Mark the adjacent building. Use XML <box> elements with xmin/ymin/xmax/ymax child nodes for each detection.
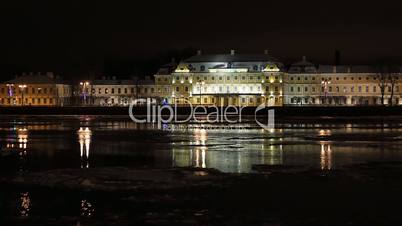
<box><xmin>0</xmin><ymin>72</ymin><xmax>72</xmax><ymax>106</ymax></box>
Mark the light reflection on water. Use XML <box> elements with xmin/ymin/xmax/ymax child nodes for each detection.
<box><xmin>19</xmin><ymin>192</ymin><xmax>31</xmax><ymax>217</ymax></box>
<box><xmin>0</xmin><ymin>117</ymin><xmax>402</xmax><ymax>174</ymax></box>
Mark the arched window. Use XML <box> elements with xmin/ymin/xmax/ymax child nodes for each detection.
<box><xmin>200</xmin><ymin>65</ymin><xmax>205</xmax><ymax>71</ymax></box>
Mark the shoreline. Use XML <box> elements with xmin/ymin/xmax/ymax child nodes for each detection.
<box><xmin>1</xmin><ymin>106</ymin><xmax>402</xmax><ymax>117</ymax></box>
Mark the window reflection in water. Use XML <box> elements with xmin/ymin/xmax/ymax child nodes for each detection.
<box><xmin>80</xmin><ymin>199</ymin><xmax>94</xmax><ymax>217</ymax></box>
<box><xmin>77</xmin><ymin>127</ymin><xmax>92</xmax><ymax>168</ymax></box>
<box><xmin>19</xmin><ymin>192</ymin><xmax>31</xmax><ymax>217</ymax></box>
<box><xmin>320</xmin><ymin>142</ymin><xmax>332</xmax><ymax>170</ymax></box>
<box><xmin>172</xmin><ymin>128</ymin><xmax>284</xmax><ymax>173</ymax></box>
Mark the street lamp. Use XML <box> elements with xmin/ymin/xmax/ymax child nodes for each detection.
<box><xmin>321</xmin><ymin>79</ymin><xmax>331</xmax><ymax>104</ymax></box>
<box><xmin>196</xmin><ymin>80</ymin><xmax>205</xmax><ymax>104</ymax></box>
<box><xmin>6</xmin><ymin>84</ymin><xmax>14</xmax><ymax>97</ymax></box>
<box><xmin>18</xmin><ymin>85</ymin><xmax>27</xmax><ymax>106</ymax></box>
<box><xmin>79</xmin><ymin>81</ymin><xmax>90</xmax><ymax>105</ymax></box>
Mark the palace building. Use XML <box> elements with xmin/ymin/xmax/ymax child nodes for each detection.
<box><xmin>155</xmin><ymin>50</ymin><xmax>284</xmax><ymax>106</ymax></box>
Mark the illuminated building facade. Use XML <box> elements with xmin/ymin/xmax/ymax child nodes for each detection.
<box><xmin>155</xmin><ymin>50</ymin><xmax>284</xmax><ymax>106</ymax></box>
<box><xmin>0</xmin><ymin>72</ymin><xmax>72</xmax><ymax>106</ymax></box>
<box><xmin>285</xmin><ymin>57</ymin><xmax>402</xmax><ymax>105</ymax></box>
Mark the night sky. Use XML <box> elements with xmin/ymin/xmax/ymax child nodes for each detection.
<box><xmin>1</xmin><ymin>0</ymin><xmax>402</xmax><ymax>79</ymax></box>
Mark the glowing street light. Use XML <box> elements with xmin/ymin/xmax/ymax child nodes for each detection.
<box><xmin>79</xmin><ymin>81</ymin><xmax>90</xmax><ymax>104</ymax></box>
<box><xmin>6</xmin><ymin>84</ymin><xmax>14</xmax><ymax>97</ymax></box>
<box><xmin>321</xmin><ymin>79</ymin><xmax>331</xmax><ymax>104</ymax></box>
<box><xmin>196</xmin><ymin>80</ymin><xmax>205</xmax><ymax>104</ymax></box>
<box><xmin>18</xmin><ymin>84</ymin><xmax>27</xmax><ymax>106</ymax></box>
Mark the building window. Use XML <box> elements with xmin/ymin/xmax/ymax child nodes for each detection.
<box><xmin>44</xmin><ymin>88</ymin><xmax>47</xmax><ymax>94</ymax></box>
<box><xmin>176</xmin><ymin>87</ymin><xmax>179</xmax><ymax>92</ymax></box>
<box><xmin>111</xmin><ymin>88</ymin><xmax>115</xmax><ymax>94</ymax></box>
<box><xmin>275</xmin><ymin>86</ymin><xmax>279</xmax><ymax>92</ymax></box>
<box><xmin>131</xmin><ymin>88</ymin><xmax>134</xmax><ymax>93</ymax></box>
<box><xmin>290</xmin><ymin>77</ymin><xmax>294</xmax><ymax>81</ymax></box>
<box><xmin>312</xmin><ymin>87</ymin><xmax>316</xmax><ymax>92</ymax></box>
<box><xmin>185</xmin><ymin>87</ymin><xmax>188</xmax><ymax>92</ymax></box>
<box><xmin>253</xmin><ymin>65</ymin><xmax>258</xmax><ymax>71</ymax></box>
<box><xmin>124</xmin><ymin>88</ymin><xmax>127</xmax><ymax>94</ymax></box>
<box><xmin>200</xmin><ymin>65</ymin><xmax>205</xmax><ymax>71</ymax></box>
<box><xmin>297</xmin><ymin>87</ymin><xmax>301</xmax><ymax>92</ymax></box>
<box><xmin>366</xmin><ymin>86</ymin><xmax>369</xmax><ymax>92</ymax></box>
<box><xmin>204</xmin><ymin>98</ymin><xmax>207</xmax><ymax>103</ymax></box>
<box><xmin>219</xmin><ymin>76</ymin><xmax>222</xmax><ymax>80</ymax></box>
<box><xmin>242</xmin><ymin>76</ymin><xmax>245</xmax><ymax>80</ymax></box>
<box><xmin>336</xmin><ymin>87</ymin><xmax>339</xmax><ymax>92</ymax></box>
<box><xmin>290</xmin><ymin>87</ymin><xmax>294</xmax><ymax>92</ymax></box>
<box><xmin>98</xmin><ymin>88</ymin><xmax>101</xmax><ymax>94</ymax></box>
<box><xmin>118</xmin><ymin>88</ymin><xmax>121</xmax><ymax>94</ymax></box>
<box><xmin>351</xmin><ymin>87</ymin><xmax>354</xmax><ymax>92</ymax></box>
<box><xmin>358</xmin><ymin>86</ymin><xmax>362</xmax><ymax>92</ymax></box>
<box><xmin>234</xmin><ymin>76</ymin><xmax>238</xmax><ymax>80</ymax></box>
<box><xmin>329</xmin><ymin>87</ymin><xmax>332</xmax><ymax>92</ymax></box>
<box><xmin>297</xmin><ymin>77</ymin><xmax>300</xmax><ymax>80</ymax></box>
<box><xmin>242</xmin><ymin>98</ymin><xmax>246</xmax><ymax>103</ymax></box>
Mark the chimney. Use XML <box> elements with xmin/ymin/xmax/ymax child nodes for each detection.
<box><xmin>46</xmin><ymin>72</ymin><xmax>54</xmax><ymax>79</ymax></box>
<box><xmin>101</xmin><ymin>76</ymin><xmax>106</xmax><ymax>80</ymax></box>
<box><xmin>332</xmin><ymin>66</ymin><xmax>337</xmax><ymax>73</ymax></box>
<box><xmin>197</xmin><ymin>50</ymin><xmax>202</xmax><ymax>55</ymax></box>
<box><xmin>302</xmin><ymin>56</ymin><xmax>307</xmax><ymax>61</ymax></box>
<box><xmin>171</xmin><ymin>58</ymin><xmax>176</xmax><ymax>63</ymax></box>
<box><xmin>264</xmin><ymin>50</ymin><xmax>269</xmax><ymax>55</ymax></box>
<box><xmin>112</xmin><ymin>76</ymin><xmax>116</xmax><ymax>80</ymax></box>
<box><xmin>230</xmin><ymin>49</ymin><xmax>235</xmax><ymax>55</ymax></box>
<box><xmin>335</xmin><ymin>49</ymin><xmax>341</xmax><ymax>65</ymax></box>
<box><xmin>347</xmin><ymin>67</ymin><xmax>351</xmax><ymax>73</ymax></box>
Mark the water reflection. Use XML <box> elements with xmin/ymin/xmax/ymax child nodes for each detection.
<box><xmin>320</xmin><ymin>142</ymin><xmax>332</xmax><ymax>170</ymax></box>
<box><xmin>77</xmin><ymin>127</ymin><xmax>92</xmax><ymax>168</ymax></box>
<box><xmin>1</xmin><ymin>117</ymin><xmax>402</xmax><ymax>174</ymax></box>
<box><xmin>80</xmin><ymin>199</ymin><xmax>95</xmax><ymax>217</ymax></box>
<box><xmin>19</xmin><ymin>192</ymin><xmax>31</xmax><ymax>217</ymax></box>
<box><xmin>172</xmin><ymin>128</ymin><xmax>284</xmax><ymax>173</ymax></box>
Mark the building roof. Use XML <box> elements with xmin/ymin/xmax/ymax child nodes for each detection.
<box><xmin>184</xmin><ymin>54</ymin><xmax>279</xmax><ymax>63</ymax></box>
<box><xmin>288</xmin><ymin>56</ymin><xmax>317</xmax><ymax>74</ymax></box>
<box><xmin>4</xmin><ymin>73</ymin><xmax>66</xmax><ymax>84</ymax></box>
<box><xmin>92</xmin><ymin>79</ymin><xmax>135</xmax><ymax>85</ymax></box>
<box><xmin>156</xmin><ymin>62</ymin><xmax>178</xmax><ymax>75</ymax></box>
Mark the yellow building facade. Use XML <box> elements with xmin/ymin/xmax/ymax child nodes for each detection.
<box><xmin>0</xmin><ymin>73</ymin><xmax>72</xmax><ymax>106</ymax></box>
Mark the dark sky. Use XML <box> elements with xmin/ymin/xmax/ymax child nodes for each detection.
<box><xmin>1</xmin><ymin>0</ymin><xmax>402</xmax><ymax>77</ymax></box>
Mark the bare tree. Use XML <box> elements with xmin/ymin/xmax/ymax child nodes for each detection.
<box><xmin>388</xmin><ymin>73</ymin><xmax>398</xmax><ymax>106</ymax></box>
<box><xmin>374</xmin><ymin>59</ymin><xmax>399</xmax><ymax>106</ymax></box>
<box><xmin>374</xmin><ymin>70</ymin><xmax>388</xmax><ymax>106</ymax></box>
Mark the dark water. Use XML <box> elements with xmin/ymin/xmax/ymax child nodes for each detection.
<box><xmin>1</xmin><ymin>115</ymin><xmax>402</xmax><ymax>174</ymax></box>
<box><xmin>1</xmin><ymin>115</ymin><xmax>402</xmax><ymax>221</ymax></box>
